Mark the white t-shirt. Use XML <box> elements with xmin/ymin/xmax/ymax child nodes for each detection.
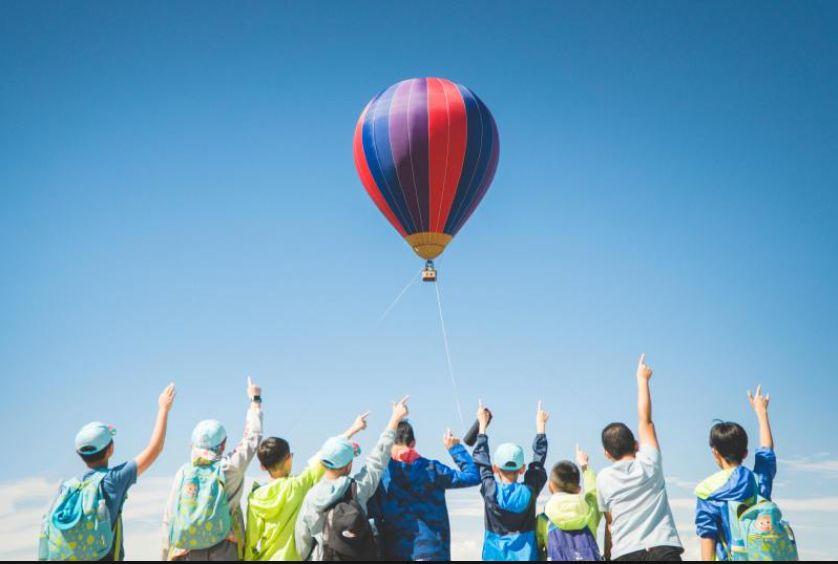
<box><xmin>596</xmin><ymin>444</ymin><xmax>682</xmax><ymax>560</ymax></box>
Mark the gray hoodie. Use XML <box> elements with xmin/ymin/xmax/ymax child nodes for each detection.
<box><xmin>294</xmin><ymin>428</ymin><xmax>395</xmax><ymax>561</ymax></box>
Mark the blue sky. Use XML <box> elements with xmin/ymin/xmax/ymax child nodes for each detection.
<box><xmin>1</xmin><ymin>1</ymin><xmax>837</xmax><ymax>559</ymax></box>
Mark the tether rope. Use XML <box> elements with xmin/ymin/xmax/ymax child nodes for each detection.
<box><xmin>434</xmin><ymin>280</ymin><xmax>465</xmax><ymax>426</ymax></box>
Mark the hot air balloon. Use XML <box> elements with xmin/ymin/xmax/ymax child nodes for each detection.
<box><xmin>353</xmin><ymin>78</ymin><xmax>499</xmax><ymax>282</ymax></box>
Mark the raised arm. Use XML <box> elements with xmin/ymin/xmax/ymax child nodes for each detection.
<box><xmin>525</xmin><ymin>401</ymin><xmax>549</xmax><ymax>493</ymax></box>
<box><xmin>135</xmin><ymin>383</ymin><xmax>176</xmax><ymax>476</ymax></box>
<box><xmin>748</xmin><ymin>384</ymin><xmax>777</xmax><ymax>500</ymax></box>
<box><xmin>748</xmin><ymin>385</ymin><xmax>774</xmax><ymax>450</ymax></box>
<box><xmin>473</xmin><ymin>400</ymin><xmax>496</xmax><ymax>497</ymax></box>
<box><xmin>433</xmin><ymin>429</ymin><xmax>480</xmax><ymax>489</ymax></box>
<box><xmin>224</xmin><ymin>377</ymin><xmax>264</xmax><ymax>472</ymax></box>
<box><xmin>355</xmin><ymin>396</ymin><xmax>408</xmax><ymax>502</ymax></box>
<box><xmin>342</xmin><ymin>411</ymin><xmax>371</xmax><ymax>440</ymax></box>
<box><xmin>636</xmin><ymin>353</ymin><xmax>659</xmax><ymax>450</ymax></box>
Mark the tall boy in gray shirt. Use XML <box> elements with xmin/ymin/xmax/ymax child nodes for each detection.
<box><xmin>596</xmin><ymin>354</ymin><xmax>683</xmax><ymax>561</ymax></box>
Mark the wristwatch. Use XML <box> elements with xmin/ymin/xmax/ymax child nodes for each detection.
<box><xmin>252</xmin><ymin>395</ymin><xmax>262</xmax><ymax>403</ymax></box>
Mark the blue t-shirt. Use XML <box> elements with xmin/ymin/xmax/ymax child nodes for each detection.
<box><xmin>82</xmin><ymin>460</ymin><xmax>138</xmax><ymax>559</ymax></box>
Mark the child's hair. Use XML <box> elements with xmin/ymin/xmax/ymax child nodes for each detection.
<box><xmin>258</xmin><ymin>437</ymin><xmax>291</xmax><ymax>470</ymax></box>
<box><xmin>709</xmin><ymin>421</ymin><xmax>748</xmax><ymax>464</ymax></box>
<box><xmin>78</xmin><ymin>442</ymin><xmax>112</xmax><ymax>464</ymax></box>
<box><xmin>601</xmin><ymin>422</ymin><xmax>637</xmax><ymax>459</ymax></box>
<box><xmin>550</xmin><ymin>461</ymin><xmax>581</xmax><ymax>493</ymax></box>
<box><xmin>496</xmin><ymin>468</ymin><xmax>522</xmax><ymax>482</ymax></box>
<box><xmin>395</xmin><ymin>421</ymin><xmax>415</xmax><ymax>447</ymax></box>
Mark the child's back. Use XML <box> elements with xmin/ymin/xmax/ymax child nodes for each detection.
<box><xmin>695</xmin><ymin>387</ymin><xmax>778</xmax><ymax>561</ymax></box>
<box><xmin>537</xmin><ymin>450</ymin><xmax>601</xmax><ymax>561</ymax></box>
<box><xmin>472</xmin><ymin>402</ymin><xmax>549</xmax><ymax>561</ymax></box>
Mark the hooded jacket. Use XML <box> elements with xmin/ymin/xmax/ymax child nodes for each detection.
<box><xmin>536</xmin><ymin>467</ymin><xmax>601</xmax><ymax>556</ymax></box>
<box><xmin>473</xmin><ymin>433</ymin><xmax>548</xmax><ymax>561</ymax></box>
<box><xmin>244</xmin><ymin>457</ymin><xmax>325</xmax><ymax>561</ymax></box>
<box><xmin>294</xmin><ymin>429</ymin><xmax>395</xmax><ymax>561</ymax></box>
<box><xmin>695</xmin><ymin>447</ymin><xmax>776</xmax><ymax>561</ymax></box>
<box><xmin>367</xmin><ymin>444</ymin><xmax>480</xmax><ymax>561</ymax></box>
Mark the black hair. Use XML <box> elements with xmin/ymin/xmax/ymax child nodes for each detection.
<box><xmin>601</xmin><ymin>422</ymin><xmax>637</xmax><ymax>459</ymax></box>
<box><xmin>709</xmin><ymin>421</ymin><xmax>748</xmax><ymax>464</ymax></box>
<box><xmin>78</xmin><ymin>441</ymin><xmax>112</xmax><ymax>464</ymax></box>
<box><xmin>395</xmin><ymin>421</ymin><xmax>415</xmax><ymax>447</ymax></box>
<box><xmin>550</xmin><ymin>460</ymin><xmax>581</xmax><ymax>493</ymax></box>
<box><xmin>258</xmin><ymin>437</ymin><xmax>291</xmax><ymax>470</ymax></box>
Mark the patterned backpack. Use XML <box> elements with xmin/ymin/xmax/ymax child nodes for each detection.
<box><xmin>169</xmin><ymin>462</ymin><xmax>232</xmax><ymax>551</ymax></box>
<box><xmin>545</xmin><ymin>524</ymin><xmax>601</xmax><ymax>561</ymax></box>
<box><xmin>725</xmin><ymin>499</ymin><xmax>798</xmax><ymax>561</ymax></box>
<box><xmin>39</xmin><ymin>471</ymin><xmax>117</xmax><ymax>561</ymax></box>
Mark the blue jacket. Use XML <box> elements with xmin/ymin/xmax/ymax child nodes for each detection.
<box><xmin>695</xmin><ymin>448</ymin><xmax>777</xmax><ymax>561</ymax></box>
<box><xmin>368</xmin><ymin>444</ymin><xmax>480</xmax><ymax>561</ymax></box>
<box><xmin>473</xmin><ymin>433</ymin><xmax>548</xmax><ymax>561</ymax></box>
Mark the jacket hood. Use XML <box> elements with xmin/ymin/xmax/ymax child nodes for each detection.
<box><xmin>247</xmin><ymin>476</ymin><xmax>300</xmax><ymax>519</ymax></box>
<box><xmin>495</xmin><ymin>482</ymin><xmax>532</xmax><ymax>514</ymax></box>
<box><xmin>544</xmin><ymin>492</ymin><xmax>589</xmax><ymax>531</ymax></box>
<box><xmin>695</xmin><ymin>466</ymin><xmax>757</xmax><ymax>502</ymax></box>
<box><xmin>305</xmin><ymin>476</ymin><xmax>353</xmax><ymax>512</ymax></box>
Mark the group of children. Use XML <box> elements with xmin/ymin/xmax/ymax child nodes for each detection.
<box><xmin>39</xmin><ymin>355</ymin><xmax>798</xmax><ymax>561</ymax></box>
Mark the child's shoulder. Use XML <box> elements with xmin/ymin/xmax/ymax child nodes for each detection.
<box><xmin>695</xmin><ymin>469</ymin><xmax>733</xmax><ymax>500</ymax></box>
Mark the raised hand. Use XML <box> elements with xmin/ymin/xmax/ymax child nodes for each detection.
<box><xmin>747</xmin><ymin>385</ymin><xmax>770</xmax><ymax>416</ymax></box>
<box><xmin>443</xmin><ymin>428</ymin><xmax>460</xmax><ymax>450</ymax></box>
<box><xmin>247</xmin><ymin>376</ymin><xmax>262</xmax><ymax>401</ymax></box>
<box><xmin>477</xmin><ymin>399</ymin><xmax>492</xmax><ymax>433</ymax></box>
<box><xmin>158</xmin><ymin>382</ymin><xmax>176</xmax><ymax>412</ymax></box>
<box><xmin>636</xmin><ymin>353</ymin><xmax>653</xmax><ymax>382</ymax></box>
<box><xmin>575</xmin><ymin>443</ymin><xmax>589</xmax><ymax>470</ymax></box>
<box><xmin>536</xmin><ymin>400</ymin><xmax>549</xmax><ymax>433</ymax></box>
<box><xmin>343</xmin><ymin>410</ymin><xmax>370</xmax><ymax>439</ymax></box>
<box><xmin>390</xmin><ymin>395</ymin><xmax>410</xmax><ymax>426</ymax></box>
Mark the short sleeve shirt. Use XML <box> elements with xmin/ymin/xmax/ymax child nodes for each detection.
<box><xmin>596</xmin><ymin>445</ymin><xmax>682</xmax><ymax>559</ymax></box>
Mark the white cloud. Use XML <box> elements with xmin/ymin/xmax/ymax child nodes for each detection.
<box><xmin>666</xmin><ymin>475</ymin><xmax>697</xmax><ymax>492</ymax></box>
<box><xmin>781</xmin><ymin>455</ymin><xmax>838</xmax><ymax>478</ymax></box>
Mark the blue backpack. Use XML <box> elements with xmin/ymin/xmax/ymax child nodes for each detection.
<box><xmin>168</xmin><ymin>461</ymin><xmax>232</xmax><ymax>552</ymax></box>
<box><xmin>545</xmin><ymin>524</ymin><xmax>601</xmax><ymax>562</ymax></box>
<box><xmin>38</xmin><ymin>471</ymin><xmax>118</xmax><ymax>561</ymax></box>
<box><xmin>724</xmin><ymin>499</ymin><xmax>798</xmax><ymax>561</ymax></box>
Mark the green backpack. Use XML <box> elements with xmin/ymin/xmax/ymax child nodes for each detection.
<box><xmin>725</xmin><ymin>498</ymin><xmax>799</xmax><ymax>561</ymax></box>
<box><xmin>169</xmin><ymin>461</ymin><xmax>232</xmax><ymax>551</ymax></box>
<box><xmin>38</xmin><ymin>471</ymin><xmax>118</xmax><ymax>561</ymax></box>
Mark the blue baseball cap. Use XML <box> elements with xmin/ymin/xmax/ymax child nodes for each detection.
<box><xmin>75</xmin><ymin>422</ymin><xmax>117</xmax><ymax>455</ymax></box>
<box><xmin>319</xmin><ymin>436</ymin><xmax>361</xmax><ymax>470</ymax></box>
<box><xmin>191</xmin><ymin>419</ymin><xmax>227</xmax><ymax>449</ymax></box>
<box><xmin>494</xmin><ymin>443</ymin><xmax>525</xmax><ymax>471</ymax></box>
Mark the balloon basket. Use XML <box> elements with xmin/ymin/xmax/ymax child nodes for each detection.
<box><xmin>422</xmin><ymin>261</ymin><xmax>437</xmax><ymax>283</ymax></box>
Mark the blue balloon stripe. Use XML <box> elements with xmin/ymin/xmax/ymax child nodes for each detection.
<box><xmin>450</xmin><ymin>96</ymin><xmax>499</xmax><ymax>235</ymax></box>
<box><xmin>362</xmin><ymin>85</ymin><xmax>417</xmax><ymax>234</ymax></box>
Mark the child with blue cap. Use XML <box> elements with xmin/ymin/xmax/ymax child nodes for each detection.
<box><xmin>162</xmin><ymin>377</ymin><xmax>263</xmax><ymax>561</ymax></box>
<box><xmin>473</xmin><ymin>400</ymin><xmax>549</xmax><ymax>560</ymax></box>
<box><xmin>295</xmin><ymin>395</ymin><xmax>410</xmax><ymax>561</ymax></box>
<box><xmin>39</xmin><ymin>383</ymin><xmax>176</xmax><ymax>561</ymax></box>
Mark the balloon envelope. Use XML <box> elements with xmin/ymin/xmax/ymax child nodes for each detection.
<box><xmin>353</xmin><ymin>77</ymin><xmax>499</xmax><ymax>260</ymax></box>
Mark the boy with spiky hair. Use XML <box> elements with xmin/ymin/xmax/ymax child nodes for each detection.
<box><xmin>695</xmin><ymin>386</ymin><xmax>777</xmax><ymax>561</ymax></box>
